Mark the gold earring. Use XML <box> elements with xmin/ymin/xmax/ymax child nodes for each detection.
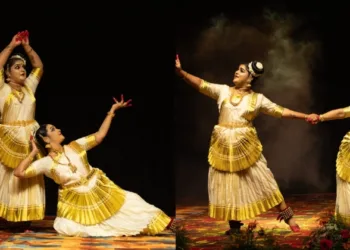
<box><xmin>45</xmin><ymin>144</ymin><xmax>51</xmax><ymax>149</ymax></box>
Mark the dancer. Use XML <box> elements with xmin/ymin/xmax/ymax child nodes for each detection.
<box><xmin>307</xmin><ymin>107</ymin><xmax>350</xmax><ymax>225</ymax></box>
<box><xmin>0</xmin><ymin>31</ymin><xmax>45</xmax><ymax>228</ymax></box>
<box><xmin>14</xmin><ymin>95</ymin><xmax>175</xmax><ymax>237</ymax></box>
<box><xmin>175</xmin><ymin>54</ymin><xmax>314</xmax><ymax>233</ymax></box>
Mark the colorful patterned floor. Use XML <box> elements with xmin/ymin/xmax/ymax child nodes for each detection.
<box><xmin>176</xmin><ymin>193</ymin><xmax>336</xmax><ymax>249</ymax></box>
<box><xmin>0</xmin><ymin>217</ymin><xmax>175</xmax><ymax>249</ymax></box>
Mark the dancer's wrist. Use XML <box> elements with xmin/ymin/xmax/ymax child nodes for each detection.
<box><xmin>107</xmin><ymin>110</ymin><xmax>115</xmax><ymax>117</ymax></box>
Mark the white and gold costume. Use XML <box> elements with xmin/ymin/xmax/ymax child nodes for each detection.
<box><xmin>22</xmin><ymin>134</ymin><xmax>171</xmax><ymax>237</ymax></box>
<box><xmin>335</xmin><ymin>106</ymin><xmax>350</xmax><ymax>225</ymax></box>
<box><xmin>0</xmin><ymin>68</ymin><xmax>45</xmax><ymax>222</ymax></box>
<box><xmin>200</xmin><ymin>80</ymin><xmax>285</xmax><ymax>221</ymax></box>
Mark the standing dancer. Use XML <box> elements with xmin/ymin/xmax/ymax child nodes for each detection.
<box><xmin>175</xmin><ymin>54</ymin><xmax>313</xmax><ymax>233</ymax></box>
<box><xmin>0</xmin><ymin>31</ymin><xmax>45</xmax><ymax>229</ymax></box>
<box><xmin>307</xmin><ymin>108</ymin><xmax>350</xmax><ymax>226</ymax></box>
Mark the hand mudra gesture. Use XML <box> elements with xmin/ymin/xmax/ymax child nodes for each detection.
<box><xmin>112</xmin><ymin>94</ymin><xmax>132</xmax><ymax>111</ymax></box>
<box><xmin>175</xmin><ymin>54</ymin><xmax>182</xmax><ymax>70</ymax></box>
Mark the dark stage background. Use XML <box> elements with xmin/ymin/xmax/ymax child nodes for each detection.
<box><xmin>176</xmin><ymin>1</ymin><xmax>350</xmax><ymax>205</ymax></box>
<box><xmin>1</xmin><ymin>4</ymin><xmax>174</xmax><ymax>216</ymax></box>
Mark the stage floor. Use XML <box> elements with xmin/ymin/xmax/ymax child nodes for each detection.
<box><xmin>176</xmin><ymin>193</ymin><xmax>336</xmax><ymax>249</ymax></box>
<box><xmin>0</xmin><ymin>217</ymin><xmax>175</xmax><ymax>249</ymax></box>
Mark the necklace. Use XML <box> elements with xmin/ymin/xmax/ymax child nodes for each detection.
<box><xmin>230</xmin><ymin>88</ymin><xmax>251</xmax><ymax>106</ymax></box>
<box><xmin>10</xmin><ymin>87</ymin><xmax>25</xmax><ymax>103</ymax></box>
<box><xmin>50</xmin><ymin>148</ymin><xmax>78</xmax><ymax>173</ymax></box>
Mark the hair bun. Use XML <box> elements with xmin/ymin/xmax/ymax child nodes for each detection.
<box><xmin>248</xmin><ymin>61</ymin><xmax>264</xmax><ymax>77</ymax></box>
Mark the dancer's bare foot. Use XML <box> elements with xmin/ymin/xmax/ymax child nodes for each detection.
<box><xmin>287</xmin><ymin>217</ymin><xmax>300</xmax><ymax>232</ymax></box>
<box><xmin>276</xmin><ymin>204</ymin><xmax>301</xmax><ymax>233</ymax></box>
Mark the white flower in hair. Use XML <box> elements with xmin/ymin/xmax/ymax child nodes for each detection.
<box><xmin>256</xmin><ymin>62</ymin><xmax>263</xmax><ymax>70</ymax></box>
<box><xmin>10</xmin><ymin>55</ymin><xmax>26</xmax><ymax>65</ymax></box>
<box><xmin>248</xmin><ymin>61</ymin><xmax>263</xmax><ymax>77</ymax></box>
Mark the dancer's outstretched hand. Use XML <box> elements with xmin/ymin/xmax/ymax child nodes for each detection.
<box><xmin>111</xmin><ymin>94</ymin><xmax>132</xmax><ymax>112</ymax></box>
<box><xmin>175</xmin><ymin>54</ymin><xmax>182</xmax><ymax>70</ymax></box>
<box><xmin>305</xmin><ymin>113</ymin><xmax>319</xmax><ymax>125</ymax></box>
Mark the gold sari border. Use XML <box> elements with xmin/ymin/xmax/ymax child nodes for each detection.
<box><xmin>142</xmin><ymin>210</ymin><xmax>171</xmax><ymax>235</ymax></box>
<box><xmin>199</xmin><ymin>79</ymin><xmax>209</xmax><ymax>94</ymax></box>
<box><xmin>217</xmin><ymin>122</ymin><xmax>252</xmax><ymax>128</ymax></box>
<box><xmin>199</xmin><ymin>79</ymin><xmax>220</xmax><ymax>100</ymax></box>
<box><xmin>274</xmin><ymin>105</ymin><xmax>284</xmax><ymax>118</ymax></box>
<box><xmin>0</xmin><ymin>203</ymin><xmax>45</xmax><ymax>222</ymax></box>
<box><xmin>335</xmin><ymin>212</ymin><xmax>350</xmax><ymax>226</ymax></box>
<box><xmin>208</xmin><ymin>127</ymin><xmax>263</xmax><ymax>172</ymax></box>
<box><xmin>0</xmin><ymin>122</ymin><xmax>42</xmax><ymax>168</ymax></box>
<box><xmin>336</xmin><ymin>132</ymin><xmax>350</xmax><ymax>182</ymax></box>
<box><xmin>209</xmin><ymin>190</ymin><xmax>284</xmax><ymax>221</ymax></box>
<box><xmin>84</xmin><ymin>134</ymin><xmax>99</xmax><ymax>151</ymax></box>
<box><xmin>2</xmin><ymin>120</ymin><xmax>36</xmax><ymax>126</ymax></box>
<box><xmin>30</xmin><ymin>68</ymin><xmax>43</xmax><ymax>80</ymax></box>
<box><xmin>57</xmin><ymin>171</ymin><xmax>126</xmax><ymax>226</ymax></box>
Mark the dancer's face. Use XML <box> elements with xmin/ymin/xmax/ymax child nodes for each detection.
<box><xmin>232</xmin><ymin>64</ymin><xmax>253</xmax><ymax>87</ymax></box>
<box><xmin>44</xmin><ymin>124</ymin><xmax>65</xmax><ymax>145</ymax></box>
<box><xmin>6</xmin><ymin>60</ymin><xmax>27</xmax><ymax>85</ymax></box>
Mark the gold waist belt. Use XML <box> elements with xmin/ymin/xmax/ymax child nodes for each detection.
<box><xmin>61</xmin><ymin>168</ymin><xmax>98</xmax><ymax>189</ymax></box>
<box><xmin>217</xmin><ymin>123</ymin><xmax>252</xmax><ymax>128</ymax></box>
<box><xmin>2</xmin><ymin>120</ymin><xmax>36</xmax><ymax>127</ymax></box>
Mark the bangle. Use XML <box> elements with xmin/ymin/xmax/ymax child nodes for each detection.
<box><xmin>28</xmin><ymin>156</ymin><xmax>34</xmax><ymax>162</ymax></box>
<box><xmin>319</xmin><ymin>114</ymin><xmax>325</xmax><ymax>122</ymax></box>
<box><xmin>107</xmin><ymin>112</ymin><xmax>115</xmax><ymax>117</ymax></box>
